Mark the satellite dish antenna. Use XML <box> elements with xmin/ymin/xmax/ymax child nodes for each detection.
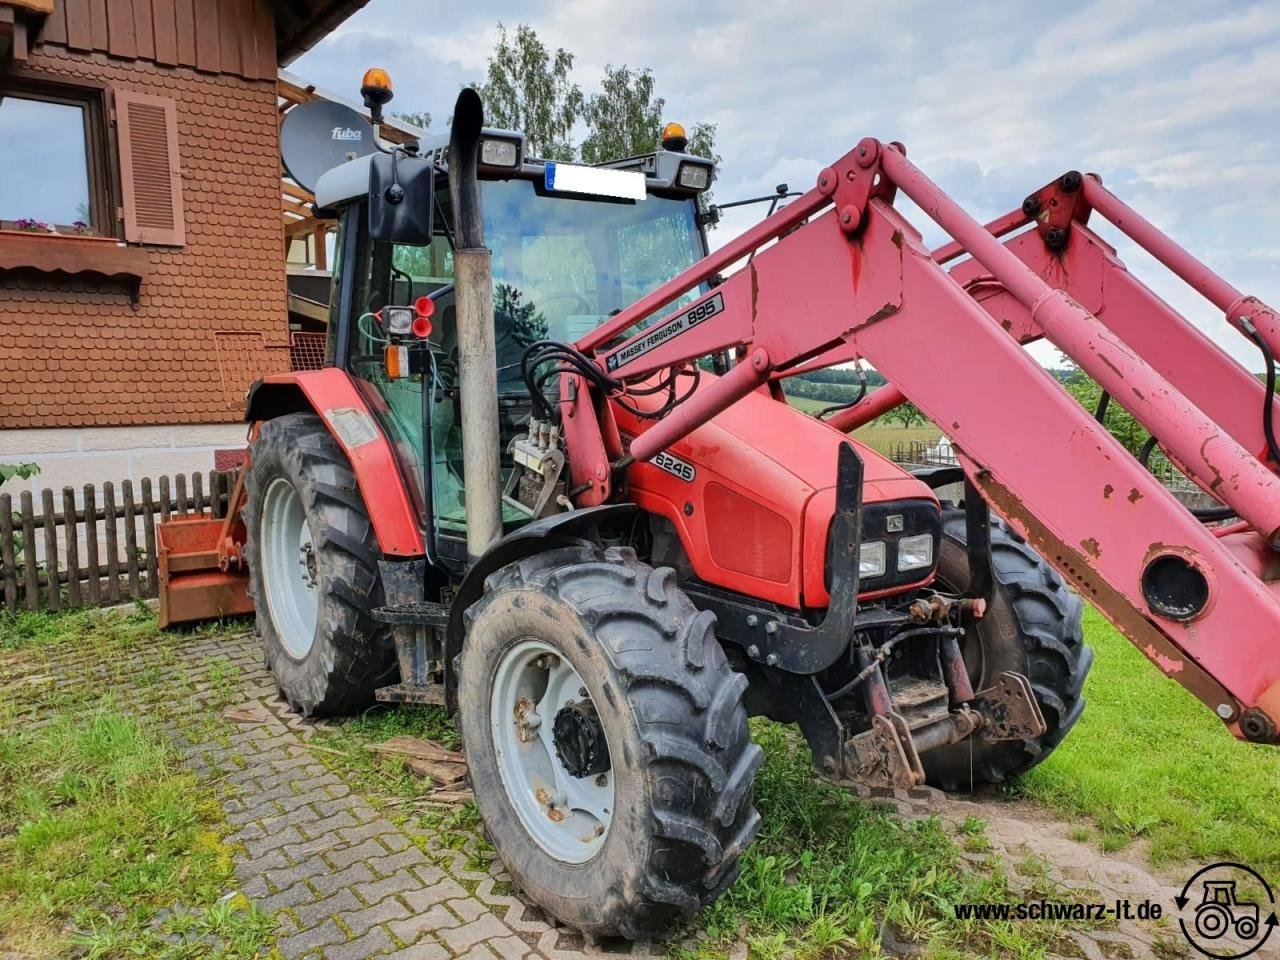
<box><xmin>281</xmin><ymin>100</ymin><xmax>376</xmax><ymax>193</ymax></box>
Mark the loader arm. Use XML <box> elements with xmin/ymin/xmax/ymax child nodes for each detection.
<box><xmin>558</xmin><ymin>138</ymin><xmax>1280</xmax><ymax>745</ymax></box>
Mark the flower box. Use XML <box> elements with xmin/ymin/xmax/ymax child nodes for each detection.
<box><xmin>0</xmin><ymin>230</ymin><xmax>149</xmax><ymax>301</ymax></box>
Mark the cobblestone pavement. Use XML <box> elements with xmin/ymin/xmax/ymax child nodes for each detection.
<box><xmin>4</xmin><ymin>616</ymin><xmax>1234</xmax><ymax>960</ymax></box>
<box><xmin>174</xmin><ymin>631</ymin><xmax>664</xmax><ymax>960</ymax></box>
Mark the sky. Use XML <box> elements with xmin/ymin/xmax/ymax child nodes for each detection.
<box><xmin>294</xmin><ymin>0</ymin><xmax>1280</xmax><ymax>369</ymax></box>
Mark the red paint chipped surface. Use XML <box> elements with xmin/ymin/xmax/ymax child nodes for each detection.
<box><xmin>1144</xmin><ymin>643</ymin><xmax>1185</xmax><ymax>674</ymax></box>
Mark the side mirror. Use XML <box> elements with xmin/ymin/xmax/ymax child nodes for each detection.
<box><xmin>368</xmin><ymin>151</ymin><xmax>435</xmax><ymax>245</ymax></box>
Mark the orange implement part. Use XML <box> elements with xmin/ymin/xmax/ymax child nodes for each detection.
<box><xmin>157</xmin><ymin>512</ymin><xmax>253</xmax><ymax>628</ymax></box>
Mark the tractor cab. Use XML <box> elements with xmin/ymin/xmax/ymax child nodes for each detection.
<box><xmin>312</xmin><ymin>117</ymin><xmax>717</xmax><ymax>573</ymax></box>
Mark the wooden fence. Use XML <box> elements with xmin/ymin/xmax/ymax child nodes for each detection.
<box><xmin>0</xmin><ymin>469</ymin><xmax>240</xmax><ymax>614</ymax></box>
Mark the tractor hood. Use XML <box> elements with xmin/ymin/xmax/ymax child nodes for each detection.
<box><xmin>705</xmin><ymin>383</ymin><xmax>934</xmax><ymax>503</ymax></box>
<box><xmin>619</xmin><ymin>374</ymin><xmax>938</xmax><ymax>610</ymax></box>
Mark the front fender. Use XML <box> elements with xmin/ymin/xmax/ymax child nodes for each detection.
<box><xmin>444</xmin><ymin>504</ymin><xmax>639</xmax><ymax>709</ymax></box>
<box><xmin>247</xmin><ymin>369</ymin><xmax>425</xmax><ymax>557</ymax></box>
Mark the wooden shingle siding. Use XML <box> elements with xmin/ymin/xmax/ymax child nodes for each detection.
<box><xmin>131</xmin><ymin>0</ymin><xmax>153</xmax><ymax>60</ymax></box>
<box><xmin>63</xmin><ymin>0</ymin><xmax>89</xmax><ymax>48</ymax></box>
<box><xmin>38</xmin><ymin>0</ymin><xmax>278</xmax><ymax>80</ymax></box>
<box><xmin>0</xmin><ymin>45</ymin><xmax>288</xmax><ymax>428</ymax></box>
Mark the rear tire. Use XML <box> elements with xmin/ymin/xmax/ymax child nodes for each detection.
<box><xmin>923</xmin><ymin>511</ymin><xmax>1092</xmax><ymax>789</ymax></box>
<box><xmin>458</xmin><ymin>545</ymin><xmax>762</xmax><ymax>940</ymax></box>
<box><xmin>245</xmin><ymin>413</ymin><xmax>396</xmax><ymax>716</ymax></box>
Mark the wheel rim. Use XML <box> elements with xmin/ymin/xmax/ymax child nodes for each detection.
<box><xmin>489</xmin><ymin>638</ymin><xmax>615</xmax><ymax>863</ymax></box>
<box><xmin>260</xmin><ymin>476</ymin><xmax>319</xmax><ymax>659</ymax></box>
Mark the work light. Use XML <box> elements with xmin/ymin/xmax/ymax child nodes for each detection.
<box><xmin>678</xmin><ymin>162</ymin><xmax>711</xmax><ymax>190</ymax></box>
<box><xmin>384</xmin><ymin>306</ymin><xmax>413</xmax><ymax>336</ymax></box>
<box><xmin>480</xmin><ymin>137</ymin><xmax>519</xmax><ymax>167</ymax></box>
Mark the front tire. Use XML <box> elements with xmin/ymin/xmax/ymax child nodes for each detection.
<box><xmin>245</xmin><ymin>413</ymin><xmax>396</xmax><ymax>716</ymax></box>
<box><xmin>923</xmin><ymin>511</ymin><xmax>1093</xmax><ymax>789</ymax></box>
<box><xmin>458</xmin><ymin>545</ymin><xmax>762</xmax><ymax>940</ymax></box>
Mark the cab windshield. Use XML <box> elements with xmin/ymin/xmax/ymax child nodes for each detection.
<box><xmin>378</xmin><ymin>178</ymin><xmax>705</xmax><ymax>379</ymax></box>
<box><xmin>343</xmin><ymin>176</ymin><xmax>706</xmax><ymax>538</ymax></box>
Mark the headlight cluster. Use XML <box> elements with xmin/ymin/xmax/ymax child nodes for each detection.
<box><xmin>896</xmin><ymin>533</ymin><xmax>934</xmax><ymax>572</ymax></box>
<box><xmin>827</xmin><ymin>501</ymin><xmax>941</xmax><ymax>591</ymax></box>
<box><xmin>858</xmin><ymin>533</ymin><xmax>933</xmax><ymax>579</ymax></box>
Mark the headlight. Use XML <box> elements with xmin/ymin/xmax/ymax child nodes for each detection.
<box><xmin>897</xmin><ymin>533</ymin><xmax>934</xmax><ymax>572</ymax></box>
<box><xmin>678</xmin><ymin>162</ymin><xmax>711</xmax><ymax>190</ymax></box>
<box><xmin>859</xmin><ymin>540</ymin><xmax>886</xmax><ymax>579</ymax></box>
<box><xmin>480</xmin><ymin>137</ymin><xmax>518</xmax><ymax>167</ymax></box>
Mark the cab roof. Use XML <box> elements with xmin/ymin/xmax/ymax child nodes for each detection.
<box><xmin>314</xmin><ymin>128</ymin><xmax>715</xmax><ymax>209</ymax></box>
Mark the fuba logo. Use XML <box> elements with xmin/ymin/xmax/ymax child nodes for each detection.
<box><xmin>330</xmin><ymin>127</ymin><xmax>364</xmax><ymax>141</ymax></box>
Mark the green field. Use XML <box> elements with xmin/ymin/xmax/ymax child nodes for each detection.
<box><xmin>1024</xmin><ymin>607</ymin><xmax>1280</xmax><ymax>877</ymax></box>
<box><xmin>851</xmin><ymin>424</ymin><xmax>943</xmax><ymax>459</ymax></box>
<box><xmin>785</xmin><ymin>393</ymin><xmax>943</xmax><ymax>458</ymax></box>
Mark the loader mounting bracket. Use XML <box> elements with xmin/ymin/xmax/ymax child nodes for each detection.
<box><xmin>844</xmin><ymin>713</ymin><xmax>926</xmax><ymax>790</ymax></box>
<box><xmin>974</xmin><ymin>671</ymin><xmax>1047</xmax><ymax>741</ymax></box>
<box><xmin>964</xmin><ymin>476</ymin><xmax>995</xmax><ymax>603</ymax></box>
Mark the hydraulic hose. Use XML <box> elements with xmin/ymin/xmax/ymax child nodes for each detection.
<box><xmin>1241</xmin><ymin>316</ymin><xmax>1280</xmax><ymax>468</ymax></box>
<box><xmin>822</xmin><ymin>626</ymin><xmax>962</xmax><ymax>703</ymax></box>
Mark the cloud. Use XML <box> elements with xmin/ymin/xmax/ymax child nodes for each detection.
<box><xmin>295</xmin><ymin>0</ymin><xmax>1280</xmax><ymax>368</ymax></box>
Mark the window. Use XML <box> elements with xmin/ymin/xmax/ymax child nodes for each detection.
<box><xmin>0</xmin><ymin>84</ymin><xmax>111</xmax><ymax>235</ymax></box>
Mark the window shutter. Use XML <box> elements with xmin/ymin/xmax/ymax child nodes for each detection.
<box><xmin>116</xmin><ymin>90</ymin><xmax>185</xmax><ymax>246</ymax></box>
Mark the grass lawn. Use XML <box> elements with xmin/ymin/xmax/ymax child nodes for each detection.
<box><xmin>4</xmin><ymin>595</ymin><xmax>1276</xmax><ymax>958</ymax></box>
<box><xmin>681</xmin><ymin>721</ymin><xmax>1086</xmax><ymax>960</ymax></box>
<box><xmin>0</xmin><ymin>609</ymin><xmax>276</xmax><ymax>959</ymax></box>
<box><xmin>310</xmin><ymin>707</ymin><xmax>1075</xmax><ymax>959</ymax></box>
<box><xmin>1022</xmin><ymin>606</ymin><xmax>1280</xmax><ymax>878</ymax></box>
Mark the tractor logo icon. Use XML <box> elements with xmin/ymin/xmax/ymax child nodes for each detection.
<box><xmin>1177</xmin><ymin>862</ymin><xmax>1276</xmax><ymax>959</ymax></box>
<box><xmin>1196</xmin><ymin>880</ymin><xmax>1259</xmax><ymax>942</ymax></box>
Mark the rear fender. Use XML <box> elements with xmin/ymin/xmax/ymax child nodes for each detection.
<box><xmin>246</xmin><ymin>370</ymin><xmax>424</xmax><ymax>557</ymax></box>
<box><xmin>444</xmin><ymin>504</ymin><xmax>639</xmax><ymax>709</ymax></box>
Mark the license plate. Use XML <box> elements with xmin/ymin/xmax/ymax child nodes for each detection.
<box><xmin>544</xmin><ymin>162</ymin><xmax>646</xmax><ymax>201</ymax></box>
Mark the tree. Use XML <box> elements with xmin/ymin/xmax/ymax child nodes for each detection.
<box><xmin>578</xmin><ymin>63</ymin><xmax>720</xmax><ymax>207</ymax></box>
<box><xmin>478</xmin><ymin>23</ymin><xmax>583</xmax><ymax>161</ymax></box>
<box><xmin>685</xmin><ymin>121</ymin><xmax>720</xmax><ymax>167</ymax></box>
<box><xmin>579</xmin><ymin>65</ymin><xmax>663</xmax><ymax>164</ymax></box>
<box><xmin>1058</xmin><ymin>364</ymin><xmax>1147</xmax><ymax>454</ymax></box>
<box><xmin>393</xmin><ymin>111</ymin><xmax>432</xmax><ymax>132</ymax></box>
<box><xmin>886</xmin><ymin>402</ymin><xmax>925</xmax><ymax>429</ymax></box>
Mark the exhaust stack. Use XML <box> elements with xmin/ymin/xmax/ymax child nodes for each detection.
<box><xmin>447</xmin><ymin>88</ymin><xmax>502</xmax><ymax>560</ymax></box>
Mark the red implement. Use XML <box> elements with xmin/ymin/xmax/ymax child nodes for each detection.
<box><xmin>156</xmin><ymin>468</ymin><xmax>253</xmax><ymax>628</ymax></box>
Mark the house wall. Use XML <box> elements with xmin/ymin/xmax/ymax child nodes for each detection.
<box><xmin>0</xmin><ymin>2</ymin><xmax>289</xmax><ymax>489</ymax></box>
<box><xmin>3</xmin><ymin>423</ymin><xmax>247</xmax><ymax>502</ymax></box>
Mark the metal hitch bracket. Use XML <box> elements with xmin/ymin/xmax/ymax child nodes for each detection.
<box><xmin>844</xmin><ymin>713</ymin><xmax>926</xmax><ymax>790</ymax></box>
<box><xmin>974</xmin><ymin>671</ymin><xmax>1047</xmax><ymax>741</ymax></box>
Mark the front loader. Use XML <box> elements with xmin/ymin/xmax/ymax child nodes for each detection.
<box><xmin>162</xmin><ymin>76</ymin><xmax>1280</xmax><ymax>938</ymax></box>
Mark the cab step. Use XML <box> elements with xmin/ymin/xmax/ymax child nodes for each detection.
<box><xmin>375</xmin><ymin>681</ymin><xmax>446</xmax><ymax>705</ymax></box>
<box><xmin>888</xmin><ymin>676</ymin><xmax>950</xmax><ymax>730</ymax></box>
<box><xmin>373</xmin><ymin>598</ymin><xmax>450</xmax><ymax>707</ymax></box>
<box><xmin>372</xmin><ymin>600</ymin><xmax>451</xmax><ymax>626</ymax></box>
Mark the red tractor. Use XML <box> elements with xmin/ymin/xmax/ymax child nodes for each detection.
<box><xmin>163</xmin><ymin>79</ymin><xmax>1280</xmax><ymax>938</ymax></box>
